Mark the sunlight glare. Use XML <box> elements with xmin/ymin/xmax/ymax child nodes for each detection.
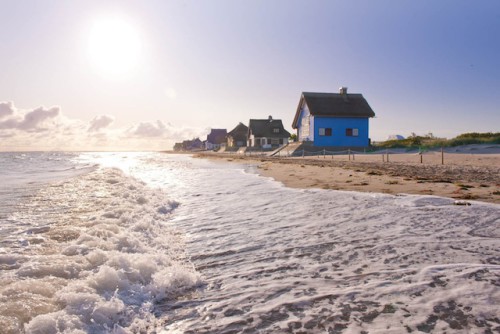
<box><xmin>87</xmin><ymin>16</ymin><xmax>142</xmax><ymax>78</ymax></box>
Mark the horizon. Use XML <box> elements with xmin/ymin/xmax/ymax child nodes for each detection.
<box><xmin>1</xmin><ymin>0</ymin><xmax>499</xmax><ymax>151</ymax></box>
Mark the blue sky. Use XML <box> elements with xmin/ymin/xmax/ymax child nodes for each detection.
<box><xmin>0</xmin><ymin>0</ymin><xmax>499</xmax><ymax>150</ymax></box>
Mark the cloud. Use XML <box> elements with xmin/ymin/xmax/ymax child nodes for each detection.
<box><xmin>0</xmin><ymin>101</ymin><xmax>15</xmax><ymax>119</ymax></box>
<box><xmin>0</xmin><ymin>101</ymin><xmax>208</xmax><ymax>151</ymax></box>
<box><xmin>88</xmin><ymin>115</ymin><xmax>114</xmax><ymax>132</ymax></box>
<box><xmin>18</xmin><ymin>106</ymin><xmax>60</xmax><ymax>130</ymax></box>
<box><xmin>0</xmin><ymin>102</ymin><xmax>60</xmax><ymax>131</ymax></box>
<box><xmin>132</xmin><ymin>120</ymin><xmax>168</xmax><ymax>137</ymax></box>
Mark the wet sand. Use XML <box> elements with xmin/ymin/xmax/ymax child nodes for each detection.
<box><xmin>197</xmin><ymin>151</ymin><xmax>500</xmax><ymax>204</ymax></box>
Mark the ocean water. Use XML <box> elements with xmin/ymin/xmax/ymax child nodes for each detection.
<box><xmin>0</xmin><ymin>152</ymin><xmax>499</xmax><ymax>333</ymax></box>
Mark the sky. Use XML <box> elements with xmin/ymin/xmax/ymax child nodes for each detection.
<box><xmin>0</xmin><ymin>0</ymin><xmax>499</xmax><ymax>151</ymax></box>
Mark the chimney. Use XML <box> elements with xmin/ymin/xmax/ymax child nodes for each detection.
<box><xmin>268</xmin><ymin>115</ymin><xmax>273</xmax><ymax>122</ymax></box>
<box><xmin>339</xmin><ymin>86</ymin><xmax>348</xmax><ymax>101</ymax></box>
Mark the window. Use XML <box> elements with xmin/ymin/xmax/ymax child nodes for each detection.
<box><xmin>346</xmin><ymin>128</ymin><xmax>359</xmax><ymax>137</ymax></box>
<box><xmin>319</xmin><ymin>128</ymin><xmax>332</xmax><ymax>136</ymax></box>
<box><xmin>272</xmin><ymin>128</ymin><xmax>280</xmax><ymax>133</ymax></box>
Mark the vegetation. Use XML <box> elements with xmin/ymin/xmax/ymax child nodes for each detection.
<box><xmin>374</xmin><ymin>132</ymin><xmax>500</xmax><ymax>150</ymax></box>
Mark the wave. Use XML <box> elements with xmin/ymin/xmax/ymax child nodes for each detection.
<box><xmin>0</xmin><ymin>168</ymin><xmax>200</xmax><ymax>334</ymax></box>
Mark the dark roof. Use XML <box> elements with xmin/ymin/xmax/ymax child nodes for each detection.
<box><xmin>228</xmin><ymin>122</ymin><xmax>248</xmax><ymax>136</ymax></box>
<box><xmin>248</xmin><ymin>118</ymin><xmax>291</xmax><ymax>138</ymax></box>
<box><xmin>207</xmin><ymin>129</ymin><xmax>227</xmax><ymax>144</ymax></box>
<box><xmin>292</xmin><ymin>92</ymin><xmax>375</xmax><ymax>129</ymax></box>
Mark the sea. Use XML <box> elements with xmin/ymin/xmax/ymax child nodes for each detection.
<box><xmin>0</xmin><ymin>152</ymin><xmax>499</xmax><ymax>334</ymax></box>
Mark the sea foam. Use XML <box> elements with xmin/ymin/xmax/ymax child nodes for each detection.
<box><xmin>0</xmin><ymin>168</ymin><xmax>200</xmax><ymax>334</ymax></box>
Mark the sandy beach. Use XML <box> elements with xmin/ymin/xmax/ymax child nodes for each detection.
<box><xmin>196</xmin><ymin>149</ymin><xmax>500</xmax><ymax>204</ymax></box>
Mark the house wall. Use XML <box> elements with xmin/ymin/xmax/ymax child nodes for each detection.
<box><xmin>297</xmin><ymin>104</ymin><xmax>314</xmax><ymax>142</ymax></box>
<box><xmin>247</xmin><ymin>135</ymin><xmax>288</xmax><ymax>148</ymax></box>
<box><xmin>313</xmin><ymin>117</ymin><xmax>370</xmax><ymax>147</ymax></box>
<box><xmin>248</xmin><ymin>134</ymin><xmax>255</xmax><ymax>147</ymax></box>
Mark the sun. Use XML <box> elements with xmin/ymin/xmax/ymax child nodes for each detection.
<box><xmin>87</xmin><ymin>16</ymin><xmax>142</xmax><ymax>78</ymax></box>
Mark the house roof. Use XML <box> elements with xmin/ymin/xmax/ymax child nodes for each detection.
<box><xmin>292</xmin><ymin>92</ymin><xmax>375</xmax><ymax>129</ymax></box>
<box><xmin>207</xmin><ymin>129</ymin><xmax>227</xmax><ymax>144</ymax></box>
<box><xmin>228</xmin><ymin>122</ymin><xmax>248</xmax><ymax>137</ymax></box>
<box><xmin>248</xmin><ymin>117</ymin><xmax>291</xmax><ymax>138</ymax></box>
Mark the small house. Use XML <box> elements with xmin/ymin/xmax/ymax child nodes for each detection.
<box><xmin>248</xmin><ymin>116</ymin><xmax>291</xmax><ymax>149</ymax></box>
<box><xmin>292</xmin><ymin>87</ymin><xmax>375</xmax><ymax>147</ymax></box>
<box><xmin>227</xmin><ymin>122</ymin><xmax>248</xmax><ymax>147</ymax></box>
<box><xmin>172</xmin><ymin>138</ymin><xmax>203</xmax><ymax>151</ymax></box>
<box><xmin>205</xmin><ymin>129</ymin><xmax>227</xmax><ymax>150</ymax></box>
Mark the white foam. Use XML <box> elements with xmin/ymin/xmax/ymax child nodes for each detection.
<box><xmin>0</xmin><ymin>167</ymin><xmax>200</xmax><ymax>333</ymax></box>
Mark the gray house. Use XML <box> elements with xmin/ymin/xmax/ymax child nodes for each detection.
<box><xmin>247</xmin><ymin>116</ymin><xmax>291</xmax><ymax>149</ymax></box>
<box><xmin>227</xmin><ymin>122</ymin><xmax>248</xmax><ymax>147</ymax></box>
<box><xmin>205</xmin><ymin>129</ymin><xmax>227</xmax><ymax>150</ymax></box>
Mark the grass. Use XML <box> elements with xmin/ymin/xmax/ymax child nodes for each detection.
<box><xmin>374</xmin><ymin>132</ymin><xmax>500</xmax><ymax>150</ymax></box>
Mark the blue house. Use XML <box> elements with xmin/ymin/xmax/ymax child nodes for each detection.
<box><xmin>291</xmin><ymin>87</ymin><xmax>375</xmax><ymax>147</ymax></box>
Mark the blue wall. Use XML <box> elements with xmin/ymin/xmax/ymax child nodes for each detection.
<box><xmin>313</xmin><ymin>117</ymin><xmax>370</xmax><ymax>147</ymax></box>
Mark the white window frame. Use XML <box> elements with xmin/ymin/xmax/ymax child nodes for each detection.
<box><xmin>346</xmin><ymin>128</ymin><xmax>359</xmax><ymax>137</ymax></box>
<box><xmin>319</xmin><ymin>128</ymin><xmax>332</xmax><ymax>136</ymax></box>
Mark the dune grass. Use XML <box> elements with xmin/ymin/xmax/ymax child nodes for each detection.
<box><xmin>374</xmin><ymin>132</ymin><xmax>500</xmax><ymax>150</ymax></box>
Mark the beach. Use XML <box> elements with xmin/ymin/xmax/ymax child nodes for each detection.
<box><xmin>197</xmin><ymin>149</ymin><xmax>500</xmax><ymax>204</ymax></box>
<box><xmin>1</xmin><ymin>152</ymin><xmax>499</xmax><ymax>333</ymax></box>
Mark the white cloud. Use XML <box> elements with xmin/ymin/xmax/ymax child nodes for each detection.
<box><xmin>0</xmin><ymin>101</ymin><xmax>15</xmax><ymax>119</ymax></box>
<box><xmin>18</xmin><ymin>106</ymin><xmax>60</xmax><ymax>131</ymax></box>
<box><xmin>132</xmin><ymin>120</ymin><xmax>168</xmax><ymax>137</ymax></box>
<box><xmin>0</xmin><ymin>101</ymin><xmax>207</xmax><ymax>151</ymax></box>
<box><xmin>0</xmin><ymin>102</ymin><xmax>60</xmax><ymax>132</ymax></box>
<box><xmin>88</xmin><ymin>115</ymin><xmax>114</xmax><ymax>132</ymax></box>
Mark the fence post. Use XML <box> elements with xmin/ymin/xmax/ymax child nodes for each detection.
<box><xmin>382</xmin><ymin>153</ymin><xmax>385</xmax><ymax>163</ymax></box>
<box><xmin>302</xmin><ymin>149</ymin><xmax>304</xmax><ymax>158</ymax></box>
<box><xmin>441</xmin><ymin>147</ymin><xmax>444</xmax><ymax>165</ymax></box>
<box><xmin>420</xmin><ymin>153</ymin><xmax>423</xmax><ymax>164</ymax></box>
<box><xmin>348</xmin><ymin>149</ymin><xmax>351</xmax><ymax>161</ymax></box>
<box><xmin>386</xmin><ymin>150</ymin><xmax>389</xmax><ymax>163</ymax></box>
<box><xmin>352</xmin><ymin>151</ymin><xmax>355</xmax><ymax>161</ymax></box>
<box><xmin>323</xmin><ymin>149</ymin><xmax>326</xmax><ymax>159</ymax></box>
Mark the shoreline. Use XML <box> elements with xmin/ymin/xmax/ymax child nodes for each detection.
<box><xmin>194</xmin><ymin>152</ymin><xmax>500</xmax><ymax>204</ymax></box>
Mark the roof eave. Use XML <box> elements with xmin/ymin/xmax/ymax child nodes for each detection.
<box><xmin>292</xmin><ymin>93</ymin><xmax>306</xmax><ymax>129</ymax></box>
